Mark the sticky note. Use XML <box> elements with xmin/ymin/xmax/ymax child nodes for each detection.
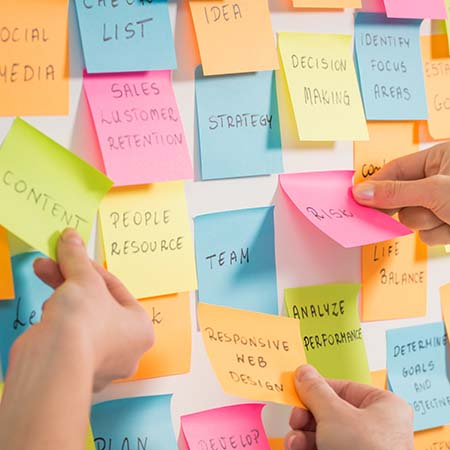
<box><xmin>278</xmin><ymin>32</ymin><xmax>368</xmax><ymax>141</ymax></box>
<box><xmin>354</xmin><ymin>13</ymin><xmax>428</xmax><ymax>121</ymax></box>
<box><xmin>99</xmin><ymin>182</ymin><xmax>197</xmax><ymax>299</ymax></box>
<box><xmin>285</xmin><ymin>283</ymin><xmax>371</xmax><ymax>384</ymax></box>
<box><xmin>180</xmin><ymin>404</ymin><xmax>270</xmax><ymax>450</ymax></box>
<box><xmin>268</xmin><ymin>438</ymin><xmax>284</xmax><ymax>450</ymax></box>
<box><xmin>83</xmin><ymin>70</ymin><xmax>193</xmax><ymax>186</ymax></box>
<box><xmin>384</xmin><ymin>0</ymin><xmax>447</xmax><ymax>19</ymax></box>
<box><xmin>414</xmin><ymin>426</ymin><xmax>450</xmax><ymax>449</ymax></box>
<box><xmin>421</xmin><ymin>35</ymin><xmax>450</xmax><ymax>140</ymax></box>
<box><xmin>371</xmin><ymin>369</ymin><xmax>387</xmax><ymax>390</ymax></box>
<box><xmin>446</xmin><ymin>0</ymin><xmax>450</xmax><ymax>53</ymax></box>
<box><xmin>194</xmin><ymin>207</ymin><xmax>278</xmax><ymax>315</ymax></box>
<box><xmin>0</xmin><ymin>0</ymin><xmax>69</xmax><ymax>116</ymax></box>
<box><xmin>195</xmin><ymin>68</ymin><xmax>283</xmax><ymax>180</ymax></box>
<box><xmin>0</xmin><ymin>119</ymin><xmax>113</xmax><ymax>259</ymax></box>
<box><xmin>387</xmin><ymin>322</ymin><xmax>450</xmax><ymax>431</ymax></box>
<box><xmin>354</xmin><ymin>122</ymin><xmax>427</xmax><ymax>322</ymax></box>
<box><xmin>293</xmin><ymin>0</ymin><xmax>360</xmax><ymax>7</ymax></box>
<box><xmin>279</xmin><ymin>171</ymin><xmax>412</xmax><ymax>248</ymax></box>
<box><xmin>0</xmin><ymin>227</ymin><xmax>14</xmax><ymax>300</ymax></box>
<box><xmin>86</xmin><ymin>427</ymin><xmax>95</xmax><ymax>450</ymax></box>
<box><xmin>91</xmin><ymin>395</ymin><xmax>177</xmax><ymax>450</ymax></box>
<box><xmin>440</xmin><ymin>283</ymin><xmax>450</xmax><ymax>331</ymax></box>
<box><xmin>359</xmin><ymin>0</ymin><xmax>385</xmax><ymax>12</ymax></box>
<box><xmin>189</xmin><ymin>0</ymin><xmax>278</xmax><ymax>76</ymax></box>
<box><xmin>198</xmin><ymin>302</ymin><xmax>306</xmax><ymax>407</ymax></box>
<box><xmin>74</xmin><ymin>0</ymin><xmax>176</xmax><ymax>73</ymax></box>
<box><xmin>0</xmin><ymin>252</ymin><xmax>52</xmax><ymax>377</ymax></box>
<box><xmin>118</xmin><ymin>293</ymin><xmax>192</xmax><ymax>382</ymax></box>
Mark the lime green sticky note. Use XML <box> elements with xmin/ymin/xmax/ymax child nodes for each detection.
<box><xmin>0</xmin><ymin>118</ymin><xmax>113</xmax><ymax>260</ymax></box>
<box><xmin>86</xmin><ymin>425</ymin><xmax>95</xmax><ymax>450</ymax></box>
<box><xmin>285</xmin><ymin>283</ymin><xmax>370</xmax><ymax>384</ymax></box>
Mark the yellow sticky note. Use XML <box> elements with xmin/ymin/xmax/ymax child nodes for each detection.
<box><xmin>293</xmin><ymin>0</ymin><xmax>360</xmax><ymax>6</ymax></box>
<box><xmin>0</xmin><ymin>227</ymin><xmax>14</xmax><ymax>300</ymax></box>
<box><xmin>421</xmin><ymin>35</ymin><xmax>450</xmax><ymax>140</ymax></box>
<box><xmin>189</xmin><ymin>0</ymin><xmax>279</xmax><ymax>76</ymax></box>
<box><xmin>370</xmin><ymin>369</ymin><xmax>387</xmax><ymax>390</ymax></box>
<box><xmin>414</xmin><ymin>426</ymin><xmax>450</xmax><ymax>449</ymax></box>
<box><xmin>446</xmin><ymin>245</ymin><xmax>450</xmax><ymax>253</ymax></box>
<box><xmin>86</xmin><ymin>426</ymin><xmax>95</xmax><ymax>450</ymax></box>
<box><xmin>268</xmin><ymin>438</ymin><xmax>284</xmax><ymax>450</ymax></box>
<box><xmin>198</xmin><ymin>302</ymin><xmax>305</xmax><ymax>407</ymax></box>
<box><xmin>278</xmin><ymin>32</ymin><xmax>368</xmax><ymax>141</ymax></box>
<box><xmin>0</xmin><ymin>118</ymin><xmax>113</xmax><ymax>260</ymax></box>
<box><xmin>446</xmin><ymin>0</ymin><xmax>450</xmax><ymax>53</ymax></box>
<box><xmin>355</xmin><ymin>123</ymin><xmax>427</xmax><ymax>322</ymax></box>
<box><xmin>118</xmin><ymin>293</ymin><xmax>192</xmax><ymax>382</ymax></box>
<box><xmin>0</xmin><ymin>0</ymin><xmax>69</xmax><ymax>116</ymax></box>
<box><xmin>99</xmin><ymin>182</ymin><xmax>197</xmax><ymax>299</ymax></box>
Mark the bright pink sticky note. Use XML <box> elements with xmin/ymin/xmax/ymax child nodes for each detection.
<box><xmin>83</xmin><ymin>70</ymin><xmax>193</xmax><ymax>187</ymax></box>
<box><xmin>359</xmin><ymin>0</ymin><xmax>385</xmax><ymax>12</ymax></box>
<box><xmin>180</xmin><ymin>404</ymin><xmax>270</xmax><ymax>450</ymax></box>
<box><xmin>384</xmin><ymin>0</ymin><xmax>447</xmax><ymax>19</ymax></box>
<box><xmin>279</xmin><ymin>171</ymin><xmax>412</xmax><ymax>248</ymax></box>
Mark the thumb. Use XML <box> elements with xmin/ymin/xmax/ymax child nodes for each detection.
<box><xmin>352</xmin><ymin>177</ymin><xmax>441</xmax><ymax>211</ymax></box>
<box><xmin>294</xmin><ymin>365</ymin><xmax>343</xmax><ymax>421</ymax></box>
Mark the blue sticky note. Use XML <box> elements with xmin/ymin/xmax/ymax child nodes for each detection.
<box><xmin>74</xmin><ymin>0</ymin><xmax>177</xmax><ymax>73</ymax></box>
<box><xmin>386</xmin><ymin>322</ymin><xmax>450</xmax><ymax>431</ymax></box>
<box><xmin>354</xmin><ymin>13</ymin><xmax>428</xmax><ymax>120</ymax></box>
<box><xmin>195</xmin><ymin>67</ymin><xmax>283</xmax><ymax>180</ymax></box>
<box><xmin>0</xmin><ymin>252</ymin><xmax>52</xmax><ymax>377</ymax></box>
<box><xmin>194</xmin><ymin>206</ymin><xmax>278</xmax><ymax>315</ymax></box>
<box><xmin>91</xmin><ymin>395</ymin><xmax>177</xmax><ymax>450</ymax></box>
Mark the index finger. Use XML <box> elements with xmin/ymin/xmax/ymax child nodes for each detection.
<box><xmin>326</xmin><ymin>378</ymin><xmax>388</xmax><ymax>408</ymax></box>
<box><xmin>371</xmin><ymin>150</ymin><xmax>428</xmax><ymax>182</ymax></box>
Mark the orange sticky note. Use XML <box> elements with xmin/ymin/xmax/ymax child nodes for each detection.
<box><xmin>189</xmin><ymin>0</ymin><xmax>279</xmax><ymax>76</ymax></box>
<box><xmin>0</xmin><ymin>227</ymin><xmax>14</xmax><ymax>300</ymax></box>
<box><xmin>440</xmin><ymin>283</ymin><xmax>450</xmax><ymax>331</ymax></box>
<box><xmin>414</xmin><ymin>426</ymin><xmax>450</xmax><ymax>449</ymax></box>
<box><xmin>355</xmin><ymin>123</ymin><xmax>428</xmax><ymax>322</ymax></box>
<box><xmin>198</xmin><ymin>302</ymin><xmax>305</xmax><ymax>407</ymax></box>
<box><xmin>370</xmin><ymin>369</ymin><xmax>387</xmax><ymax>390</ymax></box>
<box><xmin>119</xmin><ymin>293</ymin><xmax>192</xmax><ymax>382</ymax></box>
<box><xmin>0</xmin><ymin>0</ymin><xmax>69</xmax><ymax>116</ymax></box>
<box><xmin>421</xmin><ymin>34</ymin><xmax>450</xmax><ymax>140</ymax></box>
<box><xmin>293</xmin><ymin>0</ymin><xmax>360</xmax><ymax>6</ymax></box>
<box><xmin>268</xmin><ymin>438</ymin><xmax>284</xmax><ymax>450</ymax></box>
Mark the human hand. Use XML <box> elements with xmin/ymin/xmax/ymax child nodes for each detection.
<box><xmin>10</xmin><ymin>228</ymin><xmax>154</xmax><ymax>392</ymax></box>
<box><xmin>285</xmin><ymin>365</ymin><xmax>413</xmax><ymax>450</ymax></box>
<box><xmin>352</xmin><ymin>143</ymin><xmax>450</xmax><ymax>246</ymax></box>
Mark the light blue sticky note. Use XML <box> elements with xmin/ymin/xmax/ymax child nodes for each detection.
<box><xmin>74</xmin><ymin>0</ymin><xmax>176</xmax><ymax>73</ymax></box>
<box><xmin>0</xmin><ymin>252</ymin><xmax>52</xmax><ymax>377</ymax></box>
<box><xmin>386</xmin><ymin>322</ymin><xmax>450</xmax><ymax>431</ymax></box>
<box><xmin>195</xmin><ymin>67</ymin><xmax>283</xmax><ymax>180</ymax></box>
<box><xmin>194</xmin><ymin>206</ymin><xmax>278</xmax><ymax>315</ymax></box>
<box><xmin>91</xmin><ymin>395</ymin><xmax>177</xmax><ymax>450</ymax></box>
<box><xmin>354</xmin><ymin>13</ymin><xmax>428</xmax><ymax>120</ymax></box>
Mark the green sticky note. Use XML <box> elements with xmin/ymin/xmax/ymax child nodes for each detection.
<box><xmin>285</xmin><ymin>283</ymin><xmax>370</xmax><ymax>384</ymax></box>
<box><xmin>0</xmin><ymin>118</ymin><xmax>113</xmax><ymax>260</ymax></box>
<box><xmin>86</xmin><ymin>425</ymin><xmax>95</xmax><ymax>450</ymax></box>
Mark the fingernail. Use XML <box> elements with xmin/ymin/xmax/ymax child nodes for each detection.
<box><xmin>287</xmin><ymin>434</ymin><xmax>299</xmax><ymax>450</ymax></box>
<box><xmin>352</xmin><ymin>182</ymin><xmax>375</xmax><ymax>201</ymax></box>
<box><xmin>61</xmin><ymin>228</ymin><xmax>83</xmax><ymax>246</ymax></box>
<box><xmin>296</xmin><ymin>365</ymin><xmax>320</xmax><ymax>382</ymax></box>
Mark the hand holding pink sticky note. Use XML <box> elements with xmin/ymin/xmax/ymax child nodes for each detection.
<box><xmin>180</xmin><ymin>404</ymin><xmax>270</xmax><ymax>450</ymax></box>
<box><xmin>279</xmin><ymin>171</ymin><xmax>411</xmax><ymax>248</ymax></box>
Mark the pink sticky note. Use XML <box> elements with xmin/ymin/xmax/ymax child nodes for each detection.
<box><xmin>83</xmin><ymin>70</ymin><xmax>193</xmax><ymax>187</ymax></box>
<box><xmin>279</xmin><ymin>171</ymin><xmax>412</xmax><ymax>248</ymax></box>
<box><xmin>384</xmin><ymin>0</ymin><xmax>447</xmax><ymax>19</ymax></box>
<box><xmin>180</xmin><ymin>404</ymin><xmax>270</xmax><ymax>450</ymax></box>
<box><xmin>359</xmin><ymin>0</ymin><xmax>385</xmax><ymax>12</ymax></box>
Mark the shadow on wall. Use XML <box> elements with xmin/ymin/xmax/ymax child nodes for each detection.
<box><xmin>68</xmin><ymin>0</ymin><xmax>84</xmax><ymax>79</ymax></box>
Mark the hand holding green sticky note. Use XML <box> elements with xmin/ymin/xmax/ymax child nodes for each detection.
<box><xmin>0</xmin><ymin>118</ymin><xmax>113</xmax><ymax>259</ymax></box>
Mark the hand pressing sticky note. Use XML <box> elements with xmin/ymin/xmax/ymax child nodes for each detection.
<box><xmin>0</xmin><ymin>119</ymin><xmax>112</xmax><ymax>260</ymax></box>
<box><xmin>414</xmin><ymin>425</ymin><xmax>450</xmax><ymax>449</ymax></box>
<box><xmin>118</xmin><ymin>293</ymin><xmax>192</xmax><ymax>381</ymax></box>
<box><xmin>194</xmin><ymin>207</ymin><xmax>278</xmax><ymax>315</ymax></box>
<box><xmin>0</xmin><ymin>227</ymin><xmax>14</xmax><ymax>300</ymax></box>
<box><xmin>354</xmin><ymin>13</ymin><xmax>428</xmax><ymax>121</ymax></box>
<box><xmin>195</xmin><ymin>68</ymin><xmax>283</xmax><ymax>180</ymax></box>
<box><xmin>0</xmin><ymin>252</ymin><xmax>53</xmax><ymax>378</ymax></box>
<box><xmin>98</xmin><ymin>182</ymin><xmax>197</xmax><ymax>299</ymax></box>
<box><xmin>279</xmin><ymin>171</ymin><xmax>412</xmax><ymax>248</ymax></box>
<box><xmin>0</xmin><ymin>0</ymin><xmax>69</xmax><ymax>116</ymax></box>
<box><xmin>421</xmin><ymin>35</ymin><xmax>450</xmax><ymax>141</ymax></box>
<box><xmin>285</xmin><ymin>283</ymin><xmax>371</xmax><ymax>384</ymax></box>
<box><xmin>180</xmin><ymin>404</ymin><xmax>270</xmax><ymax>450</ymax></box>
<box><xmin>189</xmin><ymin>0</ymin><xmax>278</xmax><ymax>76</ymax></box>
<box><xmin>387</xmin><ymin>322</ymin><xmax>450</xmax><ymax>431</ymax></box>
<box><xmin>83</xmin><ymin>70</ymin><xmax>193</xmax><ymax>186</ymax></box>
<box><xmin>384</xmin><ymin>0</ymin><xmax>447</xmax><ymax>19</ymax></box>
<box><xmin>74</xmin><ymin>0</ymin><xmax>176</xmax><ymax>73</ymax></box>
<box><xmin>278</xmin><ymin>32</ymin><xmax>368</xmax><ymax>142</ymax></box>
<box><xmin>91</xmin><ymin>395</ymin><xmax>177</xmax><ymax>450</ymax></box>
<box><xmin>198</xmin><ymin>302</ymin><xmax>305</xmax><ymax>407</ymax></box>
